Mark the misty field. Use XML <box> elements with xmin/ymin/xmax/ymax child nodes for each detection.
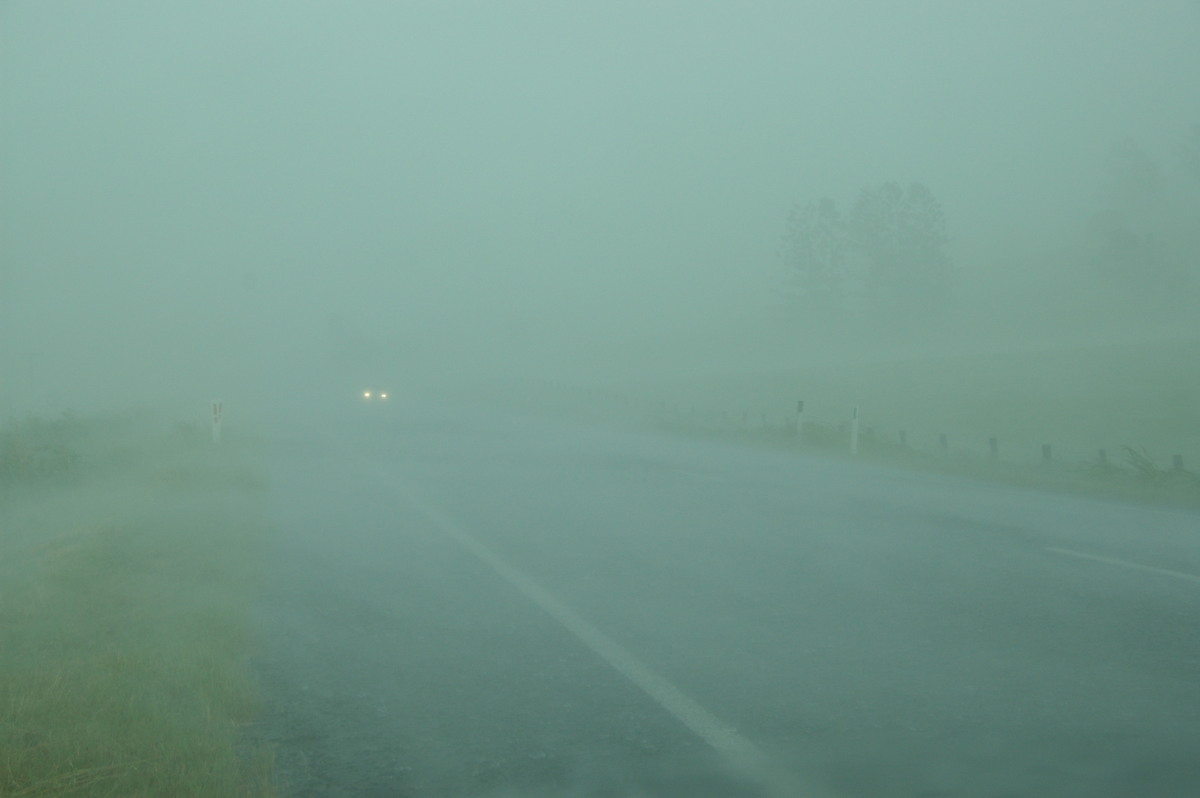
<box><xmin>0</xmin><ymin>415</ymin><xmax>275</xmax><ymax>797</ymax></box>
<box><xmin>617</xmin><ymin>336</ymin><xmax>1200</xmax><ymax>506</ymax></box>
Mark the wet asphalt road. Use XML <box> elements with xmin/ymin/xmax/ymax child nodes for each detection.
<box><xmin>249</xmin><ymin>400</ymin><xmax>1200</xmax><ymax>797</ymax></box>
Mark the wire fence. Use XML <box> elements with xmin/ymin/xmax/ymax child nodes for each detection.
<box><xmin>610</xmin><ymin>394</ymin><xmax>1200</xmax><ymax>506</ymax></box>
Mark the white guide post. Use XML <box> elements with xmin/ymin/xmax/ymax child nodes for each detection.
<box><xmin>211</xmin><ymin>399</ymin><xmax>223</xmax><ymax>443</ymax></box>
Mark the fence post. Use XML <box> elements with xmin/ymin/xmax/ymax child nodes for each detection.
<box><xmin>211</xmin><ymin>400</ymin><xmax>223</xmax><ymax>444</ymax></box>
<box><xmin>795</xmin><ymin>400</ymin><xmax>805</xmax><ymax>441</ymax></box>
<box><xmin>850</xmin><ymin>406</ymin><xmax>859</xmax><ymax>456</ymax></box>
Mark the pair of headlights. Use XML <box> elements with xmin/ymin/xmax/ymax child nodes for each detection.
<box><xmin>362</xmin><ymin>390</ymin><xmax>388</xmax><ymax>400</ymax></box>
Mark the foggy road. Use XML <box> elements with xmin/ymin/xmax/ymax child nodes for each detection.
<box><xmin>249</xmin><ymin>401</ymin><xmax>1200</xmax><ymax>798</ymax></box>
<box><xmin>7</xmin><ymin>3</ymin><xmax>1200</xmax><ymax>795</ymax></box>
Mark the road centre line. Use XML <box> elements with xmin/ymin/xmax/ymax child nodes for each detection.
<box><xmin>323</xmin><ymin>433</ymin><xmax>819</xmax><ymax>797</ymax></box>
<box><xmin>1047</xmin><ymin>547</ymin><xmax>1200</xmax><ymax>584</ymax></box>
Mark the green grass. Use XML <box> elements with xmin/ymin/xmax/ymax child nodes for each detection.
<box><xmin>0</xmin><ymin>413</ymin><xmax>276</xmax><ymax>797</ymax></box>
<box><xmin>644</xmin><ymin>337</ymin><xmax>1199</xmax><ymax>459</ymax></box>
<box><xmin>0</xmin><ymin>413</ymin><xmax>88</xmax><ymax>485</ymax></box>
<box><xmin>604</xmin><ymin>335</ymin><xmax>1200</xmax><ymax>508</ymax></box>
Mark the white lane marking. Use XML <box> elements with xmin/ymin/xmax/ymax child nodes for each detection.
<box><xmin>326</xmin><ymin>435</ymin><xmax>819</xmax><ymax>797</ymax></box>
<box><xmin>1047</xmin><ymin>547</ymin><xmax>1200</xmax><ymax>584</ymax></box>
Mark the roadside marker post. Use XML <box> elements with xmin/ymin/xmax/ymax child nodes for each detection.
<box><xmin>795</xmin><ymin>400</ymin><xmax>805</xmax><ymax>442</ymax></box>
<box><xmin>211</xmin><ymin>400</ymin><xmax>223</xmax><ymax>444</ymax></box>
<box><xmin>850</xmin><ymin>406</ymin><xmax>859</xmax><ymax>456</ymax></box>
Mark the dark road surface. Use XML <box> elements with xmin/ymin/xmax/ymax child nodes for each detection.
<box><xmin>248</xmin><ymin>399</ymin><xmax>1200</xmax><ymax>797</ymax></box>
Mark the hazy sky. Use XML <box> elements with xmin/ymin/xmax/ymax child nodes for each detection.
<box><xmin>2</xmin><ymin>1</ymin><xmax>1198</xmax><ymax>412</ymax></box>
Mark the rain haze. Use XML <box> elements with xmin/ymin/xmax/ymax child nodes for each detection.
<box><xmin>3</xmin><ymin>2</ymin><xmax>1200</xmax><ymax>797</ymax></box>
<box><xmin>3</xmin><ymin>1</ymin><xmax>1197</xmax><ymax>411</ymax></box>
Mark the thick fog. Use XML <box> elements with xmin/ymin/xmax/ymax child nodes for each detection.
<box><xmin>2</xmin><ymin>1</ymin><xmax>1199</xmax><ymax>417</ymax></box>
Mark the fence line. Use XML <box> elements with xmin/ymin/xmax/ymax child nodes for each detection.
<box><xmin>613</xmin><ymin>393</ymin><xmax>1199</xmax><ymax>496</ymax></box>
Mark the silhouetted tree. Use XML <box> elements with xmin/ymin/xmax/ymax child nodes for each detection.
<box><xmin>779</xmin><ymin>197</ymin><xmax>849</xmax><ymax>321</ymax></box>
<box><xmin>1086</xmin><ymin>138</ymin><xmax>1183</xmax><ymax>295</ymax></box>
<box><xmin>1087</xmin><ymin>210</ymin><xmax>1161</xmax><ymax>287</ymax></box>
<box><xmin>848</xmin><ymin>181</ymin><xmax>951</xmax><ymax>324</ymax></box>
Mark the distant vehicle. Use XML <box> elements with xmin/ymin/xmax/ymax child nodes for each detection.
<box><xmin>360</xmin><ymin>389</ymin><xmax>390</xmax><ymax>402</ymax></box>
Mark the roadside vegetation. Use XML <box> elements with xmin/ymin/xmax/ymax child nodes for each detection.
<box><xmin>607</xmin><ymin>336</ymin><xmax>1200</xmax><ymax>509</ymax></box>
<box><xmin>0</xmin><ymin>412</ymin><xmax>276</xmax><ymax>797</ymax></box>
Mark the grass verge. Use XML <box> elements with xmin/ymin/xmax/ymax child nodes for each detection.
<box><xmin>659</xmin><ymin>418</ymin><xmax>1200</xmax><ymax>509</ymax></box>
<box><xmin>1</xmin><ymin>412</ymin><xmax>276</xmax><ymax>797</ymax></box>
<box><xmin>589</xmin><ymin>336</ymin><xmax>1200</xmax><ymax>510</ymax></box>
